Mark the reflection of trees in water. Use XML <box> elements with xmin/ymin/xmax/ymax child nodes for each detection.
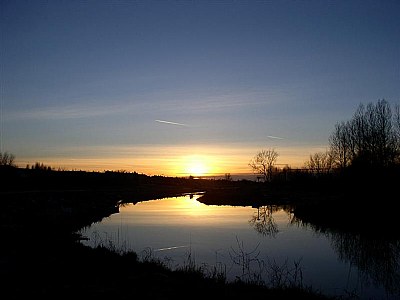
<box><xmin>249</xmin><ymin>205</ymin><xmax>280</xmax><ymax>237</ymax></box>
<box><xmin>290</xmin><ymin>215</ymin><xmax>400</xmax><ymax>297</ymax></box>
<box><xmin>329</xmin><ymin>231</ymin><xmax>400</xmax><ymax>296</ymax></box>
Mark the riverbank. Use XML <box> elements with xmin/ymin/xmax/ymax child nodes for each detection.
<box><xmin>1</xmin><ymin>168</ymin><xmax>335</xmax><ymax>299</ymax></box>
<box><xmin>1</xmin><ymin>191</ymin><xmax>333</xmax><ymax>300</ymax></box>
<box><xmin>2</xmin><ymin>237</ymin><xmax>331</xmax><ymax>300</ymax></box>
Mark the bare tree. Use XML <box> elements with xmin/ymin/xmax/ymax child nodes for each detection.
<box><xmin>329</xmin><ymin>121</ymin><xmax>352</xmax><ymax>169</ymax></box>
<box><xmin>395</xmin><ymin>104</ymin><xmax>400</xmax><ymax>136</ymax></box>
<box><xmin>394</xmin><ymin>104</ymin><xmax>400</xmax><ymax>162</ymax></box>
<box><xmin>0</xmin><ymin>151</ymin><xmax>15</xmax><ymax>166</ymax></box>
<box><xmin>305</xmin><ymin>151</ymin><xmax>333</xmax><ymax>175</ymax></box>
<box><xmin>249</xmin><ymin>148</ymin><xmax>278</xmax><ymax>182</ymax></box>
<box><xmin>329</xmin><ymin>99</ymin><xmax>399</xmax><ymax>169</ymax></box>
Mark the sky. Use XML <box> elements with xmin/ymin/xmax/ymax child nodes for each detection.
<box><xmin>1</xmin><ymin>0</ymin><xmax>399</xmax><ymax>177</ymax></box>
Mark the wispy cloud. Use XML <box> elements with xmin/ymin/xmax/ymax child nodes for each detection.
<box><xmin>5</xmin><ymin>103</ymin><xmax>130</xmax><ymax>121</ymax></box>
<box><xmin>151</xmin><ymin>87</ymin><xmax>289</xmax><ymax>114</ymax></box>
<box><xmin>155</xmin><ymin>119</ymin><xmax>188</xmax><ymax>127</ymax></box>
<box><xmin>267</xmin><ymin>135</ymin><xmax>285</xmax><ymax>140</ymax></box>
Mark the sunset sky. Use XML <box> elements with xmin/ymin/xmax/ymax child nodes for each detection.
<box><xmin>1</xmin><ymin>0</ymin><xmax>399</xmax><ymax>177</ymax></box>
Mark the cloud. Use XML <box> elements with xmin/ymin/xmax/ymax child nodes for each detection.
<box><xmin>155</xmin><ymin>119</ymin><xmax>188</xmax><ymax>126</ymax></box>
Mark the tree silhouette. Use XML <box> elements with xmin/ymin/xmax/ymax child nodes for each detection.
<box><xmin>329</xmin><ymin>121</ymin><xmax>352</xmax><ymax>169</ymax></box>
<box><xmin>395</xmin><ymin>104</ymin><xmax>400</xmax><ymax>155</ymax></box>
<box><xmin>329</xmin><ymin>99</ymin><xmax>399</xmax><ymax>169</ymax></box>
<box><xmin>305</xmin><ymin>151</ymin><xmax>333</xmax><ymax>175</ymax></box>
<box><xmin>0</xmin><ymin>152</ymin><xmax>15</xmax><ymax>166</ymax></box>
<box><xmin>249</xmin><ymin>148</ymin><xmax>278</xmax><ymax>182</ymax></box>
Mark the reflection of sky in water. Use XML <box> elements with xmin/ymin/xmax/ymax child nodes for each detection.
<box><xmin>80</xmin><ymin>195</ymin><xmax>394</xmax><ymax>299</ymax></box>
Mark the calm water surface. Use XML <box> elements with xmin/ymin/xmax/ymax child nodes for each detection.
<box><xmin>80</xmin><ymin>194</ymin><xmax>399</xmax><ymax>300</ymax></box>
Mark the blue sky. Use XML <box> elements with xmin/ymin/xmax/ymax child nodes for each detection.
<box><xmin>1</xmin><ymin>0</ymin><xmax>399</xmax><ymax>175</ymax></box>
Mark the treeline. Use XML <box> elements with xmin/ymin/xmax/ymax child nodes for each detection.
<box><xmin>251</xmin><ymin>99</ymin><xmax>400</xmax><ymax>201</ymax></box>
<box><xmin>284</xmin><ymin>100</ymin><xmax>399</xmax><ymax>203</ymax></box>
<box><xmin>249</xmin><ymin>99</ymin><xmax>399</xmax><ymax>185</ymax></box>
<box><xmin>329</xmin><ymin>99</ymin><xmax>399</xmax><ymax>169</ymax></box>
<box><xmin>304</xmin><ymin>99</ymin><xmax>399</xmax><ymax>174</ymax></box>
<box><xmin>0</xmin><ymin>165</ymin><xmax>239</xmax><ymax>194</ymax></box>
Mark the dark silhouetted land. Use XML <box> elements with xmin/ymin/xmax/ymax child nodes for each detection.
<box><xmin>0</xmin><ymin>166</ymin><xmax>342</xmax><ymax>300</ymax></box>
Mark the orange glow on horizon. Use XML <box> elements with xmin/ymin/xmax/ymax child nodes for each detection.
<box><xmin>15</xmin><ymin>144</ymin><xmax>322</xmax><ymax>176</ymax></box>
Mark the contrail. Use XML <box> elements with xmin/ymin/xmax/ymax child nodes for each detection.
<box><xmin>153</xmin><ymin>245</ymin><xmax>189</xmax><ymax>252</ymax></box>
<box><xmin>267</xmin><ymin>135</ymin><xmax>285</xmax><ymax>140</ymax></box>
<box><xmin>155</xmin><ymin>119</ymin><xmax>188</xmax><ymax>126</ymax></box>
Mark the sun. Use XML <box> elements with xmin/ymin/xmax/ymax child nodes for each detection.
<box><xmin>187</xmin><ymin>161</ymin><xmax>207</xmax><ymax>176</ymax></box>
<box><xmin>183</xmin><ymin>155</ymin><xmax>212</xmax><ymax>177</ymax></box>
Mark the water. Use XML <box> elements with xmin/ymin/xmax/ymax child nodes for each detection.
<box><xmin>79</xmin><ymin>194</ymin><xmax>400</xmax><ymax>300</ymax></box>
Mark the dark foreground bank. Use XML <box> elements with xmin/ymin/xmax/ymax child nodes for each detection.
<box><xmin>0</xmin><ymin>168</ymin><xmax>335</xmax><ymax>299</ymax></box>
<box><xmin>2</xmin><ymin>238</ymin><xmax>332</xmax><ymax>300</ymax></box>
<box><xmin>1</xmin><ymin>193</ymin><xmax>332</xmax><ymax>300</ymax></box>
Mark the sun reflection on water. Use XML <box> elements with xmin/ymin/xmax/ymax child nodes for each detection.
<box><xmin>117</xmin><ymin>194</ymin><xmax>253</xmax><ymax>226</ymax></box>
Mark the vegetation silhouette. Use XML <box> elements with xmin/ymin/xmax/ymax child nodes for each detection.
<box><xmin>0</xmin><ymin>167</ymin><xmax>333</xmax><ymax>299</ymax></box>
<box><xmin>0</xmin><ymin>151</ymin><xmax>15</xmax><ymax>166</ymax></box>
<box><xmin>249</xmin><ymin>148</ymin><xmax>279</xmax><ymax>182</ymax></box>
